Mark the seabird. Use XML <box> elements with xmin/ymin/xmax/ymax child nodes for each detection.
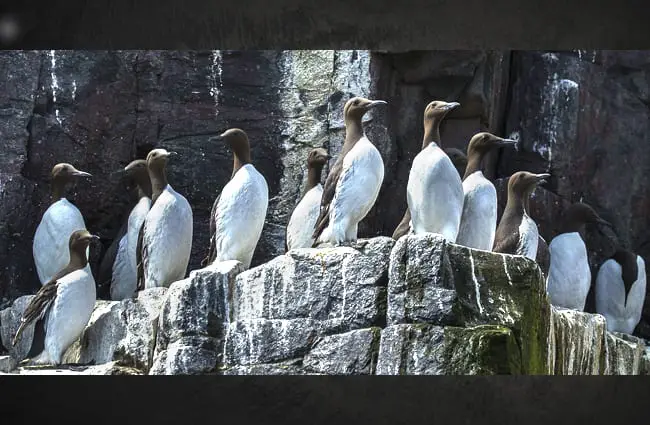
<box><xmin>596</xmin><ymin>247</ymin><xmax>647</xmax><ymax>334</ymax></box>
<box><xmin>285</xmin><ymin>148</ymin><xmax>329</xmax><ymax>251</ymax></box>
<box><xmin>13</xmin><ymin>229</ymin><xmax>99</xmax><ymax>365</ymax></box>
<box><xmin>136</xmin><ymin>149</ymin><xmax>193</xmax><ymax>290</ymax></box>
<box><xmin>546</xmin><ymin>203</ymin><xmax>612</xmax><ymax>311</ymax></box>
<box><xmin>33</xmin><ymin>163</ymin><xmax>92</xmax><ymax>285</ymax></box>
<box><xmin>456</xmin><ymin>132</ymin><xmax>518</xmax><ymax>251</ymax></box>
<box><xmin>203</xmin><ymin>128</ymin><xmax>269</xmax><ymax>270</ymax></box>
<box><xmin>406</xmin><ymin>100</ymin><xmax>464</xmax><ymax>242</ymax></box>
<box><xmin>493</xmin><ymin>171</ymin><xmax>550</xmax><ymax>259</ymax></box>
<box><xmin>312</xmin><ymin>96</ymin><xmax>387</xmax><ymax>247</ymax></box>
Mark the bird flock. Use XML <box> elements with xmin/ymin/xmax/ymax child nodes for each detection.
<box><xmin>10</xmin><ymin>96</ymin><xmax>647</xmax><ymax>367</ymax></box>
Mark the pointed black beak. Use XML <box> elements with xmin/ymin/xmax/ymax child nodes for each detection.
<box><xmin>211</xmin><ymin>134</ymin><xmax>225</xmax><ymax>143</ymax></box>
<box><xmin>168</xmin><ymin>151</ymin><xmax>178</xmax><ymax>157</ymax></box>
<box><xmin>595</xmin><ymin>218</ymin><xmax>614</xmax><ymax>229</ymax></box>
<box><xmin>368</xmin><ymin>100</ymin><xmax>388</xmax><ymax>108</ymax></box>
<box><xmin>443</xmin><ymin>102</ymin><xmax>461</xmax><ymax>111</ymax></box>
<box><xmin>72</xmin><ymin>170</ymin><xmax>92</xmax><ymax>178</ymax></box>
<box><xmin>496</xmin><ymin>138</ymin><xmax>518</xmax><ymax>149</ymax></box>
<box><xmin>535</xmin><ymin>173</ymin><xmax>551</xmax><ymax>185</ymax></box>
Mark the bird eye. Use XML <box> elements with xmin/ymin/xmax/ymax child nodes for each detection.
<box><xmin>353</xmin><ymin>99</ymin><xmax>360</xmax><ymax>106</ymax></box>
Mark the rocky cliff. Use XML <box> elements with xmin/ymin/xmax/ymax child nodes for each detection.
<box><xmin>0</xmin><ymin>50</ymin><xmax>649</xmax><ymax>372</ymax></box>
<box><xmin>2</xmin><ymin>235</ymin><xmax>648</xmax><ymax>375</ymax></box>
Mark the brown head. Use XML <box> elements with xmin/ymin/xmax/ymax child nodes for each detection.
<box><xmin>213</xmin><ymin>128</ymin><xmax>252</xmax><ymax>176</ymax></box>
<box><xmin>443</xmin><ymin>147</ymin><xmax>468</xmax><ymax>177</ymax></box>
<box><xmin>122</xmin><ymin>159</ymin><xmax>152</xmax><ymax>198</ymax></box>
<box><xmin>506</xmin><ymin>171</ymin><xmax>550</xmax><ymax>209</ymax></box>
<box><xmin>68</xmin><ymin>229</ymin><xmax>100</xmax><ymax>267</ymax></box>
<box><xmin>422</xmin><ymin>101</ymin><xmax>460</xmax><ymax>146</ymax></box>
<box><xmin>464</xmin><ymin>132</ymin><xmax>518</xmax><ymax>179</ymax></box>
<box><xmin>559</xmin><ymin>202</ymin><xmax>612</xmax><ymax>234</ymax></box>
<box><xmin>50</xmin><ymin>163</ymin><xmax>92</xmax><ymax>200</ymax></box>
<box><xmin>306</xmin><ymin>147</ymin><xmax>329</xmax><ymax>189</ymax></box>
<box><xmin>343</xmin><ymin>97</ymin><xmax>388</xmax><ymax>123</ymax></box>
<box><xmin>146</xmin><ymin>148</ymin><xmax>177</xmax><ymax>201</ymax></box>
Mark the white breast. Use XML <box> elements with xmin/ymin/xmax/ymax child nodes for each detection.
<box><xmin>42</xmin><ymin>268</ymin><xmax>96</xmax><ymax>364</ymax></box>
<box><xmin>214</xmin><ymin>164</ymin><xmax>269</xmax><ymax>269</ymax></box>
<box><xmin>516</xmin><ymin>212</ymin><xmax>539</xmax><ymax>260</ymax></box>
<box><xmin>33</xmin><ymin>198</ymin><xmax>88</xmax><ymax>284</ymax></box>
<box><xmin>320</xmin><ymin>136</ymin><xmax>384</xmax><ymax>245</ymax></box>
<box><xmin>546</xmin><ymin>232</ymin><xmax>591</xmax><ymax>311</ymax></box>
<box><xmin>456</xmin><ymin>171</ymin><xmax>497</xmax><ymax>251</ymax></box>
<box><xmin>286</xmin><ymin>184</ymin><xmax>322</xmax><ymax>250</ymax></box>
<box><xmin>406</xmin><ymin>144</ymin><xmax>464</xmax><ymax>242</ymax></box>
<box><xmin>142</xmin><ymin>185</ymin><xmax>193</xmax><ymax>288</ymax></box>
<box><xmin>595</xmin><ymin>256</ymin><xmax>647</xmax><ymax>334</ymax></box>
<box><xmin>110</xmin><ymin>197</ymin><xmax>152</xmax><ymax>300</ymax></box>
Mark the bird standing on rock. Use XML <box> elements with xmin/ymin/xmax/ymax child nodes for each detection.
<box><xmin>456</xmin><ymin>132</ymin><xmax>518</xmax><ymax>251</ymax></box>
<box><xmin>406</xmin><ymin>100</ymin><xmax>464</xmax><ymax>242</ymax></box>
<box><xmin>98</xmin><ymin>159</ymin><xmax>153</xmax><ymax>301</ymax></box>
<box><xmin>312</xmin><ymin>96</ymin><xmax>387</xmax><ymax>247</ymax></box>
<box><xmin>33</xmin><ymin>163</ymin><xmax>92</xmax><ymax>285</ymax></box>
<box><xmin>596</xmin><ymin>246</ymin><xmax>647</xmax><ymax>334</ymax></box>
<box><xmin>392</xmin><ymin>101</ymin><xmax>461</xmax><ymax>241</ymax></box>
<box><xmin>546</xmin><ymin>203</ymin><xmax>612</xmax><ymax>311</ymax></box>
<box><xmin>286</xmin><ymin>148</ymin><xmax>329</xmax><ymax>251</ymax></box>
<box><xmin>14</xmin><ymin>229</ymin><xmax>99</xmax><ymax>366</ymax></box>
<box><xmin>493</xmin><ymin>171</ymin><xmax>550</xmax><ymax>259</ymax></box>
<box><xmin>204</xmin><ymin>128</ymin><xmax>269</xmax><ymax>269</ymax></box>
<box><xmin>136</xmin><ymin>148</ymin><xmax>193</xmax><ymax>290</ymax></box>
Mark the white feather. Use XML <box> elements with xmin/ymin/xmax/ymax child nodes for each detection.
<box><xmin>142</xmin><ymin>185</ymin><xmax>193</xmax><ymax>288</ymax></box>
<box><xmin>516</xmin><ymin>212</ymin><xmax>539</xmax><ymax>260</ymax></box>
<box><xmin>595</xmin><ymin>256</ymin><xmax>647</xmax><ymax>334</ymax></box>
<box><xmin>110</xmin><ymin>197</ymin><xmax>151</xmax><ymax>300</ymax></box>
<box><xmin>546</xmin><ymin>232</ymin><xmax>591</xmax><ymax>311</ymax></box>
<box><xmin>407</xmin><ymin>143</ymin><xmax>464</xmax><ymax>242</ymax></box>
<box><xmin>31</xmin><ymin>268</ymin><xmax>96</xmax><ymax>365</ymax></box>
<box><xmin>457</xmin><ymin>171</ymin><xmax>497</xmax><ymax>251</ymax></box>
<box><xmin>286</xmin><ymin>184</ymin><xmax>322</xmax><ymax>250</ymax></box>
<box><xmin>214</xmin><ymin>164</ymin><xmax>268</xmax><ymax>269</ymax></box>
<box><xmin>318</xmin><ymin>136</ymin><xmax>384</xmax><ymax>245</ymax></box>
<box><xmin>33</xmin><ymin>198</ymin><xmax>89</xmax><ymax>284</ymax></box>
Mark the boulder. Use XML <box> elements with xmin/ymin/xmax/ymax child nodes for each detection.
<box><xmin>150</xmin><ymin>261</ymin><xmax>243</xmax><ymax>375</ymax></box>
<box><xmin>302</xmin><ymin>327</ymin><xmax>381</xmax><ymax>375</ymax></box>
<box><xmin>62</xmin><ymin>287</ymin><xmax>167</xmax><ymax>372</ymax></box>
<box><xmin>0</xmin><ymin>295</ymin><xmax>35</xmax><ymax>361</ymax></box>
<box><xmin>548</xmin><ymin>307</ymin><xmax>608</xmax><ymax>375</ymax></box>
<box><xmin>14</xmin><ymin>361</ymin><xmax>142</xmax><ymax>375</ymax></box>
<box><xmin>0</xmin><ymin>355</ymin><xmax>16</xmax><ymax>373</ymax></box>
<box><xmin>388</xmin><ymin>233</ymin><xmax>550</xmax><ymax>374</ymax></box>
<box><xmin>603</xmin><ymin>332</ymin><xmax>646</xmax><ymax>375</ymax></box>
<box><xmin>376</xmin><ymin>324</ymin><xmax>521</xmax><ymax>375</ymax></box>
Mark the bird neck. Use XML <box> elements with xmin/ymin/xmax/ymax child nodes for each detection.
<box><xmin>506</xmin><ymin>189</ymin><xmax>526</xmax><ymax>216</ymax></box>
<box><xmin>68</xmin><ymin>245</ymin><xmax>89</xmax><ymax>271</ymax></box>
<box><xmin>422</xmin><ymin>117</ymin><xmax>442</xmax><ymax>149</ymax></box>
<box><xmin>148</xmin><ymin>165</ymin><xmax>168</xmax><ymax>203</ymax></box>
<box><xmin>306</xmin><ymin>164</ymin><xmax>324</xmax><ymax>191</ymax></box>
<box><xmin>51</xmin><ymin>177</ymin><xmax>68</xmax><ymax>203</ymax></box>
<box><xmin>344</xmin><ymin>116</ymin><xmax>364</xmax><ymax>145</ymax></box>
<box><xmin>463</xmin><ymin>149</ymin><xmax>485</xmax><ymax>180</ymax></box>
<box><xmin>135</xmin><ymin>173</ymin><xmax>153</xmax><ymax>199</ymax></box>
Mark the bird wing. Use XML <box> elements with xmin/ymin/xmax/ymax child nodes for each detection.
<box><xmin>392</xmin><ymin>209</ymin><xmax>412</xmax><ymax>240</ymax></box>
<box><xmin>12</xmin><ymin>279</ymin><xmax>60</xmax><ymax>347</ymax></box>
<box><xmin>202</xmin><ymin>193</ymin><xmax>221</xmax><ymax>267</ymax></box>
<box><xmin>492</xmin><ymin>232</ymin><xmax>520</xmax><ymax>255</ymax></box>
<box><xmin>311</xmin><ymin>157</ymin><xmax>345</xmax><ymax>245</ymax></box>
<box><xmin>135</xmin><ymin>222</ymin><xmax>147</xmax><ymax>291</ymax></box>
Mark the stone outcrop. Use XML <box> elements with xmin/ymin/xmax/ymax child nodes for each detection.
<box><xmin>0</xmin><ymin>235</ymin><xmax>647</xmax><ymax>375</ymax></box>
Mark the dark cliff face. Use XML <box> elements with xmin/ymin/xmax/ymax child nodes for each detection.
<box><xmin>1</xmin><ymin>50</ymin><xmax>649</xmax><ymax>339</ymax></box>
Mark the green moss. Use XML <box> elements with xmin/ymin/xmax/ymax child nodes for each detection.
<box><xmin>442</xmin><ymin>325</ymin><xmax>521</xmax><ymax>375</ymax></box>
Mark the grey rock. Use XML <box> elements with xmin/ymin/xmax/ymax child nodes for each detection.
<box><xmin>149</xmin><ymin>336</ymin><xmax>220</xmax><ymax>375</ymax></box>
<box><xmin>376</xmin><ymin>324</ymin><xmax>520</xmax><ymax>375</ymax></box>
<box><xmin>232</xmin><ymin>237</ymin><xmax>394</xmax><ymax>333</ymax></box>
<box><xmin>151</xmin><ymin>261</ymin><xmax>243</xmax><ymax>375</ymax></box>
<box><xmin>642</xmin><ymin>348</ymin><xmax>650</xmax><ymax>375</ymax></box>
<box><xmin>16</xmin><ymin>361</ymin><xmax>143</xmax><ymax>375</ymax></box>
<box><xmin>220</xmin><ymin>359</ymin><xmax>319</xmax><ymax>375</ymax></box>
<box><xmin>223</xmin><ymin>318</ymin><xmax>321</xmax><ymax>367</ymax></box>
<box><xmin>62</xmin><ymin>287</ymin><xmax>167</xmax><ymax>372</ymax></box>
<box><xmin>604</xmin><ymin>332</ymin><xmax>646</xmax><ymax>375</ymax></box>
<box><xmin>0</xmin><ymin>355</ymin><xmax>16</xmax><ymax>372</ymax></box>
<box><xmin>548</xmin><ymin>307</ymin><xmax>608</xmax><ymax>375</ymax></box>
<box><xmin>303</xmin><ymin>328</ymin><xmax>381</xmax><ymax>375</ymax></box>
<box><xmin>0</xmin><ymin>295</ymin><xmax>35</xmax><ymax>361</ymax></box>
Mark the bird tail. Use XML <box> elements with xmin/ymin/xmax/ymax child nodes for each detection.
<box><xmin>12</xmin><ymin>321</ymin><xmax>28</xmax><ymax>347</ymax></box>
